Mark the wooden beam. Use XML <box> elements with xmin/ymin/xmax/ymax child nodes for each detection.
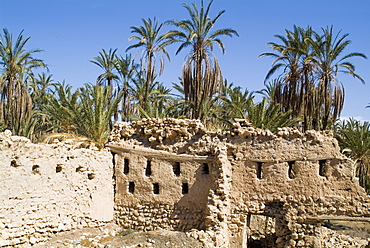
<box><xmin>106</xmin><ymin>144</ymin><xmax>215</xmax><ymax>163</ymax></box>
<box><xmin>304</xmin><ymin>215</ymin><xmax>370</xmax><ymax>224</ymax></box>
<box><xmin>246</xmin><ymin>157</ymin><xmax>343</xmax><ymax>163</ymax></box>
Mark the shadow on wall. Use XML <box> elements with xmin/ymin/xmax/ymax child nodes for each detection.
<box><xmin>173</xmin><ymin>163</ymin><xmax>212</xmax><ymax>231</ymax></box>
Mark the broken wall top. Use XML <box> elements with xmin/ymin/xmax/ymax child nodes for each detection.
<box><xmin>109</xmin><ymin>118</ymin><xmax>345</xmax><ymax>162</ymax></box>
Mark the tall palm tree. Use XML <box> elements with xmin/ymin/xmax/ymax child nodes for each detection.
<box><xmin>115</xmin><ymin>54</ymin><xmax>138</xmax><ymax>121</ymax></box>
<box><xmin>90</xmin><ymin>48</ymin><xmax>119</xmax><ymax>88</ymax></box>
<box><xmin>0</xmin><ymin>29</ymin><xmax>46</xmax><ymax>134</ymax></box>
<box><xmin>260</xmin><ymin>26</ymin><xmax>366</xmax><ymax>131</ymax></box>
<box><xmin>259</xmin><ymin>26</ymin><xmax>316</xmax><ymax>130</ymax></box>
<box><xmin>166</xmin><ymin>0</ymin><xmax>238</xmax><ymax>119</ymax></box>
<box><xmin>313</xmin><ymin>26</ymin><xmax>367</xmax><ymax>129</ymax></box>
<box><xmin>126</xmin><ymin>18</ymin><xmax>171</xmax><ymax>105</ymax></box>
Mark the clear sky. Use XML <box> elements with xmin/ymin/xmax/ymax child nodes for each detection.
<box><xmin>1</xmin><ymin>0</ymin><xmax>370</xmax><ymax>120</ymax></box>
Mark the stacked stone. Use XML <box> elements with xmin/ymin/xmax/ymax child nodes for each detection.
<box><xmin>115</xmin><ymin>204</ymin><xmax>205</xmax><ymax>232</ymax></box>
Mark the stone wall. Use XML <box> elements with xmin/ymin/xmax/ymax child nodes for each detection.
<box><xmin>112</xmin><ymin>146</ymin><xmax>213</xmax><ymax>232</ymax></box>
<box><xmin>109</xmin><ymin>118</ymin><xmax>370</xmax><ymax>248</ymax></box>
<box><xmin>0</xmin><ymin>131</ymin><xmax>114</xmax><ymax>247</ymax></box>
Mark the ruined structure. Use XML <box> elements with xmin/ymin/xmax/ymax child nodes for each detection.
<box><xmin>0</xmin><ymin>131</ymin><xmax>114</xmax><ymax>247</ymax></box>
<box><xmin>1</xmin><ymin>118</ymin><xmax>370</xmax><ymax>247</ymax></box>
<box><xmin>108</xmin><ymin>119</ymin><xmax>370</xmax><ymax>247</ymax></box>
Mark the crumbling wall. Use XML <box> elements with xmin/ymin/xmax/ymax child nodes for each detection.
<box><xmin>0</xmin><ymin>131</ymin><xmax>114</xmax><ymax>247</ymax></box>
<box><xmin>1</xmin><ymin>117</ymin><xmax>370</xmax><ymax>248</ymax></box>
<box><xmin>226</xmin><ymin>123</ymin><xmax>370</xmax><ymax>247</ymax></box>
<box><xmin>113</xmin><ymin>151</ymin><xmax>212</xmax><ymax>231</ymax></box>
<box><xmin>110</xmin><ymin>118</ymin><xmax>370</xmax><ymax>248</ymax></box>
<box><xmin>109</xmin><ymin>119</ymin><xmax>215</xmax><ymax>232</ymax></box>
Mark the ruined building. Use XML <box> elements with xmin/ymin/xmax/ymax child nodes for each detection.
<box><xmin>1</xmin><ymin>118</ymin><xmax>370</xmax><ymax>247</ymax></box>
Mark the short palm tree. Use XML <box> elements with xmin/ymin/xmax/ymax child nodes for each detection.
<box><xmin>43</xmin><ymin>82</ymin><xmax>122</xmax><ymax>147</ymax></box>
<box><xmin>336</xmin><ymin>118</ymin><xmax>370</xmax><ymax>192</ymax></box>
<box><xmin>43</xmin><ymin>81</ymin><xmax>81</xmax><ymax>134</ymax></box>
<box><xmin>248</xmin><ymin>97</ymin><xmax>300</xmax><ymax>132</ymax></box>
<box><xmin>0</xmin><ymin>29</ymin><xmax>46</xmax><ymax>135</ymax></box>
<box><xmin>126</xmin><ymin>18</ymin><xmax>171</xmax><ymax>105</ymax></box>
<box><xmin>166</xmin><ymin>0</ymin><xmax>238</xmax><ymax>119</ymax></box>
<box><xmin>220</xmin><ymin>82</ymin><xmax>254</xmax><ymax>121</ymax></box>
<box><xmin>77</xmin><ymin>84</ymin><xmax>123</xmax><ymax>147</ymax></box>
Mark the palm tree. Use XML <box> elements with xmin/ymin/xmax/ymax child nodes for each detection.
<box><xmin>126</xmin><ymin>18</ymin><xmax>171</xmax><ymax>105</ymax></box>
<box><xmin>115</xmin><ymin>54</ymin><xmax>138</xmax><ymax>121</ymax></box>
<box><xmin>259</xmin><ymin>26</ymin><xmax>316</xmax><ymax>130</ymax></box>
<box><xmin>137</xmin><ymin>82</ymin><xmax>173</xmax><ymax>119</ymax></box>
<box><xmin>77</xmin><ymin>84</ymin><xmax>123</xmax><ymax>147</ymax></box>
<box><xmin>0</xmin><ymin>29</ymin><xmax>46</xmax><ymax>135</ymax></box>
<box><xmin>29</xmin><ymin>72</ymin><xmax>54</xmax><ymax>110</ymax></box>
<box><xmin>260</xmin><ymin>26</ymin><xmax>366</xmax><ymax>131</ymax></box>
<box><xmin>43</xmin><ymin>82</ymin><xmax>122</xmax><ymax>147</ymax></box>
<box><xmin>336</xmin><ymin>118</ymin><xmax>370</xmax><ymax>192</ymax></box>
<box><xmin>90</xmin><ymin>48</ymin><xmax>119</xmax><ymax>88</ymax></box>
<box><xmin>220</xmin><ymin>82</ymin><xmax>254</xmax><ymax>121</ymax></box>
<box><xmin>247</xmin><ymin>97</ymin><xmax>300</xmax><ymax>132</ymax></box>
<box><xmin>313</xmin><ymin>26</ymin><xmax>367</xmax><ymax>129</ymax></box>
<box><xmin>166</xmin><ymin>0</ymin><xmax>238</xmax><ymax>119</ymax></box>
<box><xmin>28</xmin><ymin>73</ymin><xmax>55</xmax><ymax>141</ymax></box>
<box><xmin>43</xmin><ymin>81</ymin><xmax>81</xmax><ymax>134</ymax></box>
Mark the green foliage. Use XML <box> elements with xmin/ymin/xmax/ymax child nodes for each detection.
<box><xmin>260</xmin><ymin>25</ymin><xmax>366</xmax><ymax>131</ymax></box>
<box><xmin>336</xmin><ymin>118</ymin><xmax>370</xmax><ymax>192</ymax></box>
<box><xmin>165</xmin><ymin>0</ymin><xmax>238</xmax><ymax>119</ymax></box>
<box><xmin>0</xmin><ymin>29</ymin><xmax>46</xmax><ymax>136</ymax></box>
<box><xmin>42</xmin><ymin>82</ymin><xmax>122</xmax><ymax>147</ymax></box>
<box><xmin>127</xmin><ymin>18</ymin><xmax>171</xmax><ymax>105</ymax></box>
<box><xmin>248</xmin><ymin>98</ymin><xmax>301</xmax><ymax>132</ymax></box>
<box><xmin>220</xmin><ymin>82</ymin><xmax>254</xmax><ymax>121</ymax></box>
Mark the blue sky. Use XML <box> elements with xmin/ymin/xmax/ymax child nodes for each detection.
<box><xmin>1</xmin><ymin>0</ymin><xmax>370</xmax><ymax>120</ymax></box>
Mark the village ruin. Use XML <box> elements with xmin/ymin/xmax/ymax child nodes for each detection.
<box><xmin>1</xmin><ymin>118</ymin><xmax>370</xmax><ymax>247</ymax></box>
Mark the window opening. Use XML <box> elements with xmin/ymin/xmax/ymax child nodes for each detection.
<box><xmin>128</xmin><ymin>182</ymin><xmax>135</xmax><ymax>193</ymax></box>
<box><xmin>153</xmin><ymin>183</ymin><xmax>159</xmax><ymax>194</ymax></box>
<box><xmin>173</xmin><ymin>162</ymin><xmax>181</xmax><ymax>176</ymax></box>
<box><xmin>288</xmin><ymin>161</ymin><xmax>295</xmax><ymax>179</ymax></box>
<box><xmin>182</xmin><ymin>183</ymin><xmax>189</xmax><ymax>194</ymax></box>
<box><xmin>124</xmin><ymin>158</ymin><xmax>130</xmax><ymax>175</ymax></box>
<box><xmin>32</xmin><ymin>165</ymin><xmax>40</xmax><ymax>175</ymax></box>
<box><xmin>145</xmin><ymin>160</ymin><xmax>152</xmax><ymax>176</ymax></box>
<box><xmin>256</xmin><ymin>162</ymin><xmax>263</xmax><ymax>179</ymax></box>
<box><xmin>202</xmin><ymin>163</ymin><xmax>210</xmax><ymax>175</ymax></box>
<box><xmin>111</xmin><ymin>152</ymin><xmax>116</xmax><ymax>166</ymax></box>
<box><xmin>319</xmin><ymin>160</ymin><xmax>326</xmax><ymax>176</ymax></box>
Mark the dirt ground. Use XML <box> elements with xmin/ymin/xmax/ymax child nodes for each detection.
<box><xmin>33</xmin><ymin>223</ymin><xmax>204</xmax><ymax>248</ymax></box>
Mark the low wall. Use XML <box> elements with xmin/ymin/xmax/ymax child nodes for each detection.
<box><xmin>0</xmin><ymin>132</ymin><xmax>114</xmax><ymax>247</ymax></box>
